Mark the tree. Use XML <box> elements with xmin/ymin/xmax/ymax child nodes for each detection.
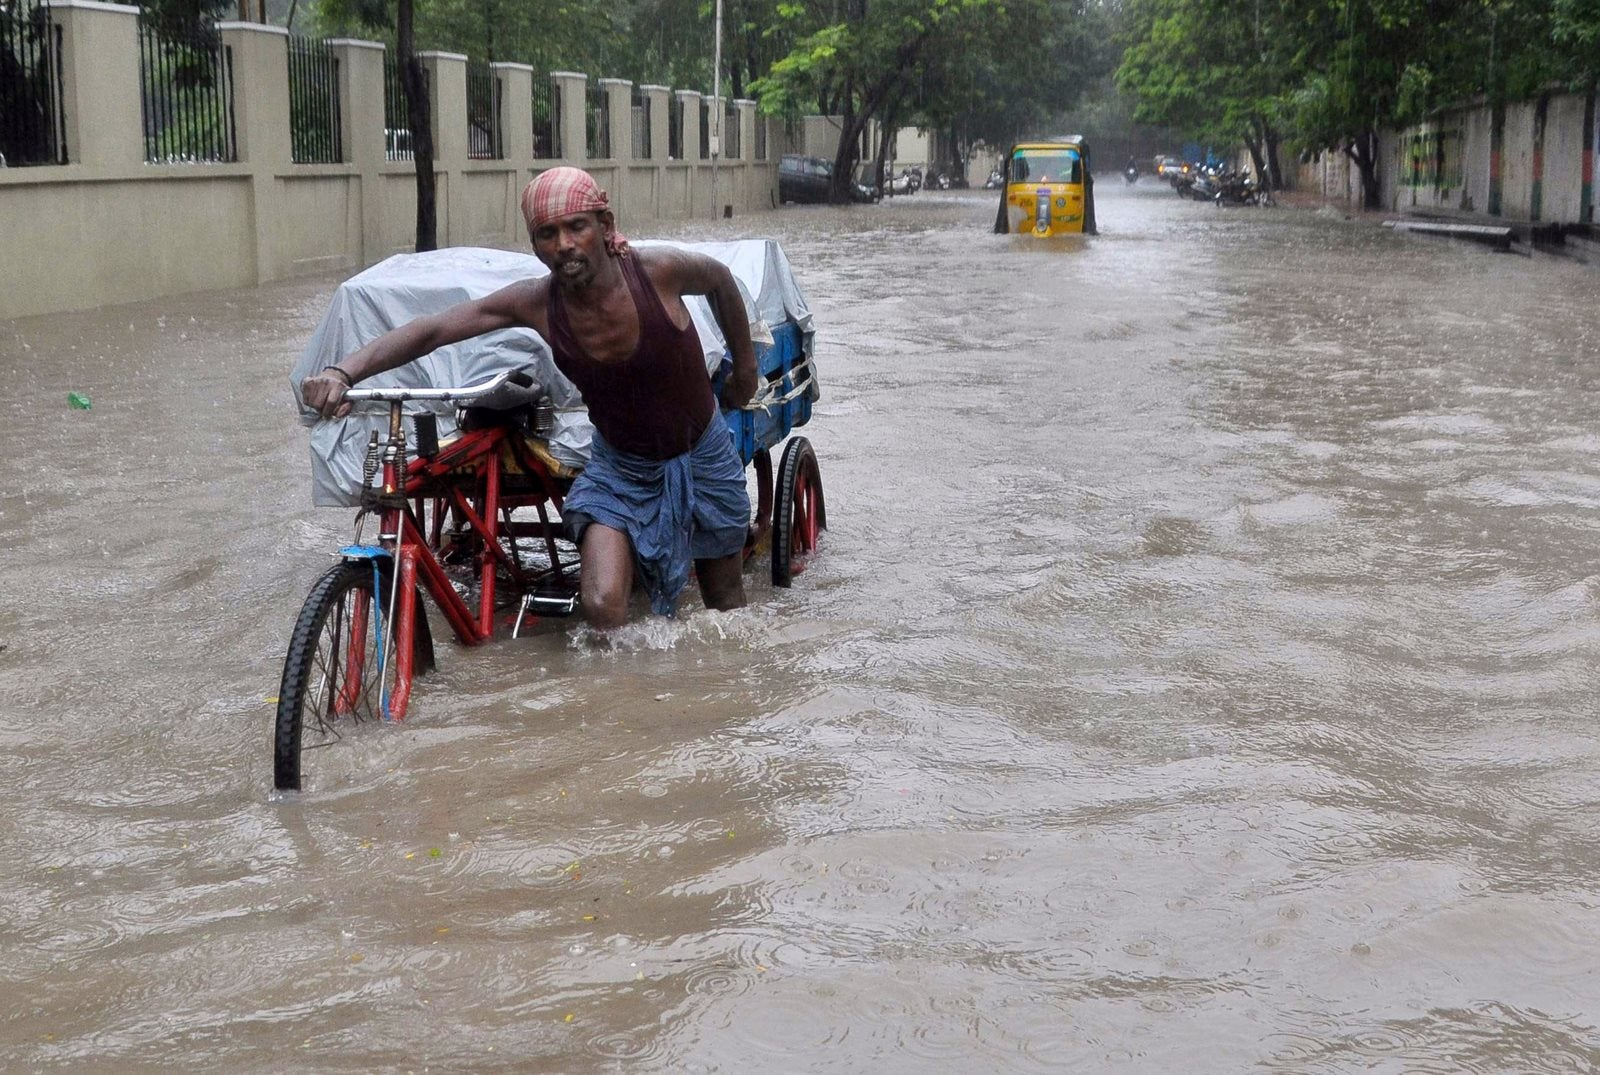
<box><xmin>310</xmin><ymin>0</ymin><xmax>438</xmax><ymax>248</ymax></box>
<box><xmin>752</xmin><ymin>0</ymin><xmax>1112</xmax><ymax>202</ymax></box>
<box><xmin>1116</xmin><ymin>0</ymin><xmax>1292</xmax><ymax>188</ymax></box>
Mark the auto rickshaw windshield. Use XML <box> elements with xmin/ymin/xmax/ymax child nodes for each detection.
<box><xmin>1011</xmin><ymin>148</ymin><xmax>1081</xmax><ymax>184</ymax></box>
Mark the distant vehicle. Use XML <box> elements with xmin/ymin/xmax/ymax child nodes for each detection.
<box><xmin>993</xmin><ymin>136</ymin><xmax>1097</xmax><ymax>236</ymax></box>
<box><xmin>778</xmin><ymin>154</ymin><xmax>876</xmax><ymax>204</ymax></box>
<box><xmin>882</xmin><ymin>167</ymin><xmax>919</xmax><ymax>195</ymax></box>
<box><xmin>1155</xmin><ymin>156</ymin><xmax>1187</xmax><ymax>179</ymax></box>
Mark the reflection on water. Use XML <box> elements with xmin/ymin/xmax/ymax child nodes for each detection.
<box><xmin>2</xmin><ymin>181</ymin><xmax>1600</xmax><ymax>1069</ymax></box>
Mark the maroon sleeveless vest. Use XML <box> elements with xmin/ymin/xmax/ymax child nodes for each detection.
<box><xmin>546</xmin><ymin>255</ymin><xmax>716</xmax><ymax>460</ymax></box>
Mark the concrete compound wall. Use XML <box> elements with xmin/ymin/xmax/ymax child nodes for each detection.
<box><xmin>0</xmin><ymin>0</ymin><xmax>785</xmax><ymax>319</ymax></box>
<box><xmin>1298</xmin><ymin>88</ymin><xmax>1596</xmax><ymax>226</ymax></box>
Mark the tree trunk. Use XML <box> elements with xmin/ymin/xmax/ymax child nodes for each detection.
<box><xmin>1243</xmin><ymin>125</ymin><xmax>1265</xmax><ymax>184</ymax></box>
<box><xmin>829</xmin><ymin>75</ymin><xmax>865</xmax><ymax>203</ymax></box>
<box><xmin>1345</xmin><ymin>130</ymin><xmax>1380</xmax><ymax>210</ymax></box>
<box><xmin>398</xmin><ymin>0</ymin><xmax>437</xmax><ymax>252</ymax></box>
<box><xmin>1261</xmin><ymin>125</ymin><xmax>1283</xmax><ymax>190</ymax></box>
<box><xmin>873</xmin><ymin>112</ymin><xmax>894</xmax><ymax>197</ymax></box>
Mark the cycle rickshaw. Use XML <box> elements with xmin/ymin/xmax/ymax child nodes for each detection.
<box><xmin>274</xmin><ymin>242</ymin><xmax>824</xmax><ymax>791</ymax></box>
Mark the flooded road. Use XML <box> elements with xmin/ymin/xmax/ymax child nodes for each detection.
<box><xmin>4</xmin><ymin>180</ymin><xmax>1600</xmax><ymax>1070</ymax></box>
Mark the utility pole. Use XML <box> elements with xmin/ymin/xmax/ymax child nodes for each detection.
<box><xmin>709</xmin><ymin>0</ymin><xmax>723</xmax><ymax>218</ymax></box>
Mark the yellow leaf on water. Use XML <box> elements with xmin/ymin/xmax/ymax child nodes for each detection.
<box><xmin>429</xmin><ymin>848</ymin><xmax>442</xmax><ymax>858</ymax></box>
<box><xmin>405</xmin><ymin>852</ymin><xmax>416</xmax><ymax>860</ymax></box>
<box><xmin>582</xmin><ymin>915</ymin><xmax>596</xmax><ymax>922</ymax></box>
<box><xmin>563</xmin><ymin>1013</ymin><xmax>574</xmax><ymax>1023</ymax></box>
<box><xmin>264</xmin><ymin>696</ymin><xmax>279</xmax><ymax>705</ymax></box>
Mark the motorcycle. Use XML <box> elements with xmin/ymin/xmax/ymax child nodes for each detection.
<box><xmin>984</xmin><ymin>168</ymin><xmax>1003</xmax><ymax>190</ymax></box>
<box><xmin>1188</xmin><ymin>166</ymin><xmax>1222</xmax><ymax>201</ymax></box>
<box><xmin>1123</xmin><ymin>164</ymin><xmax>1139</xmax><ymax>185</ymax></box>
<box><xmin>882</xmin><ymin>168</ymin><xmax>918</xmax><ymax>196</ymax></box>
<box><xmin>1214</xmin><ymin>171</ymin><xmax>1262</xmax><ymax>206</ymax></box>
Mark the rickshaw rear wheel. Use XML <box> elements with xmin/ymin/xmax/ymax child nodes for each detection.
<box><xmin>772</xmin><ymin>437</ymin><xmax>826</xmax><ymax>588</ymax></box>
<box><xmin>273</xmin><ymin>561</ymin><xmax>434</xmax><ymax>791</ymax></box>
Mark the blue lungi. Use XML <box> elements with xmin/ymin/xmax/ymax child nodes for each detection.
<box><xmin>563</xmin><ymin>419</ymin><xmax>750</xmax><ymax>616</ymax></box>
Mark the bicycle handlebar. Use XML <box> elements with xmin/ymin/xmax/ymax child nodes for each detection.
<box><xmin>341</xmin><ymin>369</ymin><xmax>535</xmax><ymax>404</ymax></box>
<box><xmin>340</xmin><ymin>362</ymin><xmax>813</xmax><ymax>412</ymax></box>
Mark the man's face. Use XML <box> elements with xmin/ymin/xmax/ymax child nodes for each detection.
<box><xmin>530</xmin><ymin>210</ymin><xmax>611</xmax><ymax>288</ymax></box>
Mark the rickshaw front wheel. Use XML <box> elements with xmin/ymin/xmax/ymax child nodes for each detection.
<box><xmin>273</xmin><ymin>561</ymin><xmax>433</xmax><ymax>791</ymax></box>
<box><xmin>772</xmin><ymin>437</ymin><xmax>826</xmax><ymax>588</ymax></box>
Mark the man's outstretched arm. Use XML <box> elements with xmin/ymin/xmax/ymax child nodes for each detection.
<box><xmin>302</xmin><ymin>282</ymin><xmax>538</xmax><ymax>419</ymax></box>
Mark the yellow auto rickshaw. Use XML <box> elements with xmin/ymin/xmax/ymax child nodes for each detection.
<box><xmin>992</xmin><ymin>137</ymin><xmax>1097</xmax><ymax>236</ymax></box>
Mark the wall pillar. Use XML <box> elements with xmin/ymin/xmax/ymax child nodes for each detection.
<box><xmin>494</xmin><ymin>63</ymin><xmax>535</xmax><ymax>244</ymax></box>
<box><xmin>552</xmin><ymin>71</ymin><xmax>587</xmax><ymax>165</ymax></box>
<box><xmin>48</xmin><ymin>0</ymin><xmax>142</xmax><ymax>170</ymax></box>
<box><xmin>675</xmin><ymin>89</ymin><xmax>702</xmax><ymax>214</ymax></box>
<box><xmin>736</xmin><ymin>99</ymin><xmax>756</xmax><ymax>163</ymax></box>
<box><xmin>329</xmin><ymin>38</ymin><xmax>384</xmax><ymax>266</ymax></box>
<box><xmin>640</xmin><ymin>85</ymin><xmax>670</xmax><ymax>162</ymax></box>
<box><xmin>599</xmin><ymin>77</ymin><xmax>630</xmax><ymax>162</ymax></box>
<box><xmin>218</xmin><ymin>21</ymin><xmax>289</xmax><ymax>283</ymax></box>
<box><xmin>494</xmin><ymin>63</ymin><xmax>535</xmax><ymax>165</ymax></box>
<box><xmin>329</xmin><ymin>39</ymin><xmax>384</xmax><ymax>167</ymax></box>
<box><xmin>418</xmin><ymin>51</ymin><xmax>466</xmax><ymax>243</ymax></box>
<box><xmin>218</xmin><ymin>22</ymin><xmax>289</xmax><ymax>164</ymax></box>
<box><xmin>677</xmin><ymin>90</ymin><xmax>702</xmax><ymax>160</ymax></box>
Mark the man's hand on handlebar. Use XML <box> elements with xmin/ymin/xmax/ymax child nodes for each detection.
<box><xmin>303</xmin><ymin>369</ymin><xmax>353</xmax><ymax>420</ymax></box>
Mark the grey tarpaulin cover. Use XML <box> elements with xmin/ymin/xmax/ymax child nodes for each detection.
<box><xmin>290</xmin><ymin>239</ymin><xmax>816</xmax><ymax>506</ymax></box>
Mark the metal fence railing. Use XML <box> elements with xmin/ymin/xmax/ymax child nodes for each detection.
<box><xmin>287</xmin><ymin>35</ymin><xmax>340</xmax><ymax>164</ymax></box>
<box><xmin>138</xmin><ymin>16</ymin><xmax>236</xmax><ymax>164</ymax></box>
<box><xmin>630</xmin><ymin>85</ymin><xmax>650</xmax><ymax>160</ymax></box>
<box><xmin>0</xmin><ymin>0</ymin><xmax>66</xmax><ymax>166</ymax></box>
<box><xmin>532</xmin><ymin>75</ymin><xmax>557</xmax><ymax>159</ymax></box>
<box><xmin>723</xmin><ymin>100</ymin><xmax>739</xmax><ymax>160</ymax></box>
<box><xmin>754</xmin><ymin>112</ymin><xmax>767</xmax><ymax>161</ymax></box>
<box><xmin>668</xmin><ymin>95</ymin><xmax>683</xmax><ymax>160</ymax></box>
<box><xmin>383</xmin><ymin>54</ymin><xmax>412</xmax><ymax>160</ymax></box>
<box><xmin>466</xmin><ymin>59</ymin><xmax>500</xmax><ymax>160</ymax></box>
<box><xmin>585</xmin><ymin>82</ymin><xmax>609</xmax><ymax>159</ymax></box>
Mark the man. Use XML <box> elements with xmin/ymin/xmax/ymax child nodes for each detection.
<box><xmin>301</xmin><ymin>167</ymin><xmax>759</xmax><ymax>628</ymax></box>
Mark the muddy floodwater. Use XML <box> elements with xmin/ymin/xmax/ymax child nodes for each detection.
<box><xmin>4</xmin><ymin>181</ymin><xmax>1600</xmax><ymax>1071</ymax></box>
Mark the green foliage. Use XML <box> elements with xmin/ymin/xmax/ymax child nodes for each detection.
<box><xmin>1119</xmin><ymin>0</ymin><xmax>1579</xmax><ymax>167</ymax></box>
<box><xmin>749</xmin><ymin>0</ymin><xmax>1118</xmax><ymax>187</ymax></box>
<box><xmin>302</xmin><ymin>0</ymin><xmax>786</xmax><ymax>89</ymax></box>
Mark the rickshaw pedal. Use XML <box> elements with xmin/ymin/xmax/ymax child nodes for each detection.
<box><xmin>512</xmin><ymin>589</ymin><xmax>580</xmax><ymax>637</ymax></box>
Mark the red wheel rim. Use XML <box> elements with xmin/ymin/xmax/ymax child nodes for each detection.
<box><xmin>789</xmin><ymin>461</ymin><xmax>820</xmax><ymax>575</ymax></box>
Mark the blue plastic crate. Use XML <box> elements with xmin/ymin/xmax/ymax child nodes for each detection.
<box><xmin>719</xmin><ymin>320</ymin><xmax>811</xmax><ymax>465</ymax></box>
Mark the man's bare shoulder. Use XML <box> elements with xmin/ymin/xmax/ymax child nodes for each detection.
<box><xmin>634</xmin><ymin>245</ymin><xmax>721</xmax><ymax>295</ymax></box>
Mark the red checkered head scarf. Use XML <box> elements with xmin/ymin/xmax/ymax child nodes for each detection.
<box><xmin>520</xmin><ymin>167</ymin><xmax>630</xmax><ymax>256</ymax></box>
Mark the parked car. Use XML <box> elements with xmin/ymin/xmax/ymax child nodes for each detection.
<box><xmin>779</xmin><ymin>154</ymin><xmax>878</xmax><ymax>204</ymax></box>
<box><xmin>778</xmin><ymin>154</ymin><xmax>833</xmax><ymax>203</ymax></box>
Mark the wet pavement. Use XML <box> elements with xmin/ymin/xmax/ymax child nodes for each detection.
<box><xmin>3</xmin><ymin>179</ymin><xmax>1600</xmax><ymax>1070</ymax></box>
